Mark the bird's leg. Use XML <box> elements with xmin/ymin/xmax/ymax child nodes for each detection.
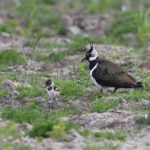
<box><xmin>100</xmin><ymin>87</ymin><xmax>103</xmax><ymax>93</ymax></box>
<box><xmin>107</xmin><ymin>87</ymin><xmax>118</xmax><ymax>94</ymax></box>
<box><xmin>113</xmin><ymin>87</ymin><xmax>118</xmax><ymax>94</ymax></box>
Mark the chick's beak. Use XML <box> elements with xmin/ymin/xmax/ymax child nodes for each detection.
<box><xmin>81</xmin><ymin>57</ymin><xmax>86</xmax><ymax>62</ymax></box>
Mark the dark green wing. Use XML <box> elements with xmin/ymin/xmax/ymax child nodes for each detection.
<box><xmin>93</xmin><ymin>60</ymin><xmax>136</xmax><ymax>87</ymax></box>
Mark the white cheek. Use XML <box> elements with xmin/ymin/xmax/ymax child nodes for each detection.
<box><xmin>89</xmin><ymin>56</ymin><xmax>97</xmax><ymax>61</ymax></box>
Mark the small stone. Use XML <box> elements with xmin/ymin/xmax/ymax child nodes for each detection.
<box><xmin>60</xmin><ymin>15</ymin><xmax>73</xmax><ymax>26</ymax></box>
<box><xmin>1</xmin><ymin>79</ymin><xmax>15</xmax><ymax>91</ymax></box>
<box><xmin>68</xmin><ymin>26</ymin><xmax>82</xmax><ymax>35</ymax></box>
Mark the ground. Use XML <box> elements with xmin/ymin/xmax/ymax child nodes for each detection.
<box><xmin>0</xmin><ymin>0</ymin><xmax>150</xmax><ymax>150</ymax></box>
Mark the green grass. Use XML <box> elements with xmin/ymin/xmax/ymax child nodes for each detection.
<box><xmin>55</xmin><ymin>79</ymin><xmax>85</xmax><ymax>101</ymax></box>
<box><xmin>0</xmin><ymin>24</ymin><xmax>14</xmax><ymax>34</ymax></box>
<box><xmin>91</xmin><ymin>98</ymin><xmax>119</xmax><ymax>113</ymax></box>
<box><xmin>94</xmin><ymin>130</ymin><xmax>126</xmax><ymax>141</ymax></box>
<box><xmin>29</xmin><ymin>119</ymin><xmax>80</xmax><ymax>140</ymax></box>
<box><xmin>0</xmin><ymin>0</ymin><xmax>150</xmax><ymax>147</ymax></box>
<box><xmin>46</xmin><ymin>36</ymin><xmax>90</xmax><ymax>62</ymax></box>
<box><xmin>37</xmin><ymin>0</ymin><xmax>57</xmax><ymax>4</ymax></box>
<box><xmin>0</xmin><ymin>90</ymin><xmax>8</xmax><ymax>98</ymax></box>
<box><xmin>84</xmin><ymin>145</ymin><xmax>97</xmax><ymax>150</ymax></box>
<box><xmin>16</xmin><ymin>86</ymin><xmax>45</xmax><ymax>99</ymax></box>
<box><xmin>135</xmin><ymin>113</ymin><xmax>150</xmax><ymax>125</ymax></box>
<box><xmin>13</xmin><ymin>0</ymin><xmax>61</xmax><ymax>36</ymax></box>
<box><xmin>2</xmin><ymin>103</ymin><xmax>46</xmax><ymax>123</ymax></box>
<box><xmin>0</xmin><ymin>50</ymin><xmax>26</xmax><ymax>66</ymax></box>
<box><xmin>109</xmin><ymin>10</ymin><xmax>150</xmax><ymax>47</ymax></box>
<box><xmin>28</xmin><ymin>120</ymin><xmax>54</xmax><ymax>137</ymax></box>
<box><xmin>0</xmin><ymin>121</ymin><xmax>33</xmax><ymax>150</ymax></box>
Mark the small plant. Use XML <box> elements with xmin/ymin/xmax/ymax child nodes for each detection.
<box><xmin>0</xmin><ymin>50</ymin><xmax>26</xmax><ymax>66</ymax></box>
<box><xmin>16</xmin><ymin>86</ymin><xmax>45</xmax><ymax>99</ymax></box>
<box><xmin>124</xmin><ymin>89</ymin><xmax>145</xmax><ymax>101</ymax></box>
<box><xmin>0</xmin><ymin>24</ymin><xmax>14</xmax><ymax>34</ymax></box>
<box><xmin>2</xmin><ymin>104</ymin><xmax>45</xmax><ymax>123</ymax></box>
<box><xmin>51</xmin><ymin>120</ymin><xmax>67</xmax><ymax>141</ymax></box>
<box><xmin>91</xmin><ymin>98</ymin><xmax>119</xmax><ymax>113</ymax></box>
<box><xmin>0</xmin><ymin>90</ymin><xmax>8</xmax><ymax>98</ymax></box>
<box><xmin>94</xmin><ymin>130</ymin><xmax>126</xmax><ymax>141</ymax></box>
<box><xmin>47</xmin><ymin>36</ymin><xmax>90</xmax><ymax>62</ymax></box>
<box><xmin>0</xmin><ymin>121</ymin><xmax>21</xmax><ymax>138</ymax></box>
<box><xmin>29</xmin><ymin>121</ymin><xmax>54</xmax><ymax>137</ymax></box>
<box><xmin>54</xmin><ymin>79</ymin><xmax>85</xmax><ymax>101</ymax></box>
<box><xmin>80</xmin><ymin>128</ymin><xmax>92</xmax><ymax>138</ymax></box>
<box><xmin>135</xmin><ymin>113</ymin><xmax>150</xmax><ymax>125</ymax></box>
<box><xmin>29</xmin><ymin>119</ymin><xmax>79</xmax><ymax>140</ymax></box>
<box><xmin>84</xmin><ymin>145</ymin><xmax>97</xmax><ymax>150</ymax></box>
<box><xmin>37</xmin><ymin>0</ymin><xmax>57</xmax><ymax>4</ymax></box>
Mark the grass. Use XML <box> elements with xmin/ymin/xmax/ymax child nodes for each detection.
<box><xmin>135</xmin><ymin>113</ymin><xmax>150</xmax><ymax>125</ymax></box>
<box><xmin>94</xmin><ymin>130</ymin><xmax>126</xmax><ymax>141</ymax></box>
<box><xmin>28</xmin><ymin>120</ymin><xmax>54</xmax><ymax>137</ymax></box>
<box><xmin>16</xmin><ymin>86</ymin><xmax>46</xmax><ymax>99</ymax></box>
<box><xmin>2</xmin><ymin>103</ymin><xmax>46</xmax><ymax>123</ymax></box>
<box><xmin>0</xmin><ymin>121</ymin><xmax>33</xmax><ymax>150</ymax></box>
<box><xmin>45</xmin><ymin>36</ymin><xmax>90</xmax><ymax>62</ymax></box>
<box><xmin>0</xmin><ymin>50</ymin><xmax>27</xmax><ymax>66</ymax></box>
<box><xmin>0</xmin><ymin>24</ymin><xmax>14</xmax><ymax>34</ymax></box>
<box><xmin>108</xmin><ymin>10</ymin><xmax>150</xmax><ymax>47</ymax></box>
<box><xmin>0</xmin><ymin>0</ymin><xmax>150</xmax><ymax>148</ymax></box>
<box><xmin>29</xmin><ymin>119</ymin><xmax>80</xmax><ymax>141</ymax></box>
<box><xmin>0</xmin><ymin>90</ymin><xmax>8</xmax><ymax>98</ymax></box>
<box><xmin>91</xmin><ymin>98</ymin><xmax>119</xmax><ymax>113</ymax></box>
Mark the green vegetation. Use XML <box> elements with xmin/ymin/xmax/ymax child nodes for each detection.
<box><xmin>2</xmin><ymin>104</ymin><xmax>46</xmax><ymax>123</ymax></box>
<box><xmin>0</xmin><ymin>50</ymin><xmax>26</xmax><ymax>66</ymax></box>
<box><xmin>29</xmin><ymin>119</ymin><xmax>80</xmax><ymax>141</ymax></box>
<box><xmin>109</xmin><ymin>10</ymin><xmax>150</xmax><ymax>47</ymax></box>
<box><xmin>0</xmin><ymin>24</ymin><xmax>14</xmax><ymax>34</ymax></box>
<box><xmin>94</xmin><ymin>130</ymin><xmax>126</xmax><ymax>141</ymax></box>
<box><xmin>0</xmin><ymin>0</ymin><xmax>150</xmax><ymax>149</ymax></box>
<box><xmin>0</xmin><ymin>90</ymin><xmax>8</xmax><ymax>98</ymax></box>
<box><xmin>135</xmin><ymin>113</ymin><xmax>150</xmax><ymax>125</ymax></box>
<box><xmin>28</xmin><ymin>120</ymin><xmax>54</xmax><ymax>137</ymax></box>
<box><xmin>91</xmin><ymin>98</ymin><xmax>119</xmax><ymax>113</ymax></box>
<box><xmin>84</xmin><ymin>145</ymin><xmax>97</xmax><ymax>150</ymax></box>
<box><xmin>16</xmin><ymin>86</ymin><xmax>45</xmax><ymax>99</ymax></box>
<box><xmin>46</xmin><ymin>36</ymin><xmax>90</xmax><ymax>62</ymax></box>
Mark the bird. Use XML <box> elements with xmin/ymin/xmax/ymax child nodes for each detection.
<box><xmin>81</xmin><ymin>42</ymin><xmax>143</xmax><ymax>94</ymax></box>
<box><xmin>45</xmin><ymin>79</ymin><xmax>60</xmax><ymax>100</ymax></box>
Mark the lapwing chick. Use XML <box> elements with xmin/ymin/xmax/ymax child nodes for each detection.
<box><xmin>45</xmin><ymin>79</ymin><xmax>60</xmax><ymax>100</ymax></box>
<box><xmin>81</xmin><ymin>42</ymin><xmax>143</xmax><ymax>94</ymax></box>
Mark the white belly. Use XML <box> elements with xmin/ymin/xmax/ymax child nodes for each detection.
<box><xmin>90</xmin><ymin>63</ymin><xmax>101</xmax><ymax>87</ymax></box>
<box><xmin>47</xmin><ymin>89</ymin><xmax>60</xmax><ymax>99</ymax></box>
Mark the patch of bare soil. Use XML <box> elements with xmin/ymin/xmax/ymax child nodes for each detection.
<box><xmin>121</xmin><ymin>128</ymin><xmax>150</xmax><ymax>150</ymax></box>
<box><xmin>0</xmin><ymin>32</ymin><xmax>24</xmax><ymax>52</ymax></box>
<box><xmin>0</xmin><ymin>27</ymin><xmax>149</xmax><ymax>150</ymax></box>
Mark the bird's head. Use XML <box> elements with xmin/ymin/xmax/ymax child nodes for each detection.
<box><xmin>45</xmin><ymin>79</ymin><xmax>53</xmax><ymax>87</ymax></box>
<box><xmin>81</xmin><ymin>42</ymin><xmax>98</xmax><ymax>62</ymax></box>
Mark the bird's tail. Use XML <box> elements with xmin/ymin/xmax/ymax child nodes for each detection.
<box><xmin>134</xmin><ymin>82</ymin><xmax>143</xmax><ymax>88</ymax></box>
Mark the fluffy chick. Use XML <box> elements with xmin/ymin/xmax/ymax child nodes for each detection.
<box><xmin>45</xmin><ymin>79</ymin><xmax>60</xmax><ymax>101</ymax></box>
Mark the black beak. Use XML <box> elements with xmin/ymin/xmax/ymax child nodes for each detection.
<box><xmin>81</xmin><ymin>57</ymin><xmax>86</xmax><ymax>62</ymax></box>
